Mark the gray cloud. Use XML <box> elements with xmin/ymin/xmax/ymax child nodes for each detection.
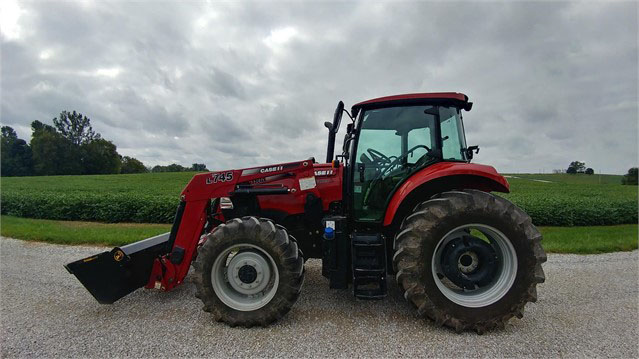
<box><xmin>1</xmin><ymin>1</ymin><xmax>636</xmax><ymax>173</ymax></box>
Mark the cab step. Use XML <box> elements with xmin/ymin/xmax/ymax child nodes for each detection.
<box><xmin>351</xmin><ymin>233</ymin><xmax>387</xmax><ymax>299</ymax></box>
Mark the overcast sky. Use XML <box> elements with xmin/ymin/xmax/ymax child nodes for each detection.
<box><xmin>1</xmin><ymin>1</ymin><xmax>637</xmax><ymax>174</ymax></box>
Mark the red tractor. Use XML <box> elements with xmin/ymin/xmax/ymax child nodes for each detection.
<box><xmin>66</xmin><ymin>93</ymin><xmax>546</xmax><ymax>333</ymax></box>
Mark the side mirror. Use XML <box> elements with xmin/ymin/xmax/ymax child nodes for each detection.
<box><xmin>465</xmin><ymin>145</ymin><xmax>480</xmax><ymax>160</ymax></box>
<box><xmin>332</xmin><ymin>101</ymin><xmax>344</xmax><ymax>134</ymax></box>
<box><xmin>325</xmin><ymin>100</ymin><xmax>344</xmax><ymax>163</ymax></box>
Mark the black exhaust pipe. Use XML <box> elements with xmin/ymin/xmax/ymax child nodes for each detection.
<box><xmin>64</xmin><ymin>233</ymin><xmax>170</xmax><ymax>304</ymax></box>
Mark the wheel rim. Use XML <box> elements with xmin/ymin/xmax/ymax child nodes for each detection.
<box><xmin>212</xmin><ymin>243</ymin><xmax>279</xmax><ymax>311</ymax></box>
<box><xmin>431</xmin><ymin>224</ymin><xmax>517</xmax><ymax>308</ymax></box>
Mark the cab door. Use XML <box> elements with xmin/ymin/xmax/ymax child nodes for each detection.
<box><xmin>352</xmin><ymin>106</ymin><xmax>438</xmax><ymax>222</ymax></box>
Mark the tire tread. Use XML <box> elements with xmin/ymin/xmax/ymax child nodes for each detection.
<box><xmin>193</xmin><ymin>216</ymin><xmax>304</xmax><ymax>328</ymax></box>
<box><xmin>393</xmin><ymin>189</ymin><xmax>546</xmax><ymax>333</ymax></box>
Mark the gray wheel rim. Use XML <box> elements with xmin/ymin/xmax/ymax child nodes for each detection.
<box><xmin>212</xmin><ymin>243</ymin><xmax>279</xmax><ymax>311</ymax></box>
<box><xmin>432</xmin><ymin>224</ymin><xmax>517</xmax><ymax>308</ymax></box>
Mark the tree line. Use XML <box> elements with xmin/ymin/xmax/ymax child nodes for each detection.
<box><xmin>557</xmin><ymin>161</ymin><xmax>637</xmax><ymax>185</ymax></box>
<box><xmin>566</xmin><ymin>161</ymin><xmax>594</xmax><ymax>175</ymax></box>
<box><xmin>1</xmin><ymin>111</ymin><xmax>207</xmax><ymax>177</ymax></box>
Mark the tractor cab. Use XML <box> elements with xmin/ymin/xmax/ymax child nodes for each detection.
<box><xmin>325</xmin><ymin>93</ymin><xmax>476</xmax><ymax>222</ymax></box>
<box><xmin>320</xmin><ymin>93</ymin><xmax>490</xmax><ymax>298</ymax></box>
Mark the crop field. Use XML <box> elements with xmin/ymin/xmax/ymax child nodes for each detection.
<box><xmin>1</xmin><ymin>172</ymin><xmax>637</xmax><ymax>226</ymax></box>
<box><xmin>0</xmin><ymin>172</ymin><xmax>193</xmax><ymax>223</ymax></box>
<box><xmin>499</xmin><ymin>174</ymin><xmax>637</xmax><ymax>226</ymax></box>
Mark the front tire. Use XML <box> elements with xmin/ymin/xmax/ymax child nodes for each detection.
<box><xmin>193</xmin><ymin>217</ymin><xmax>304</xmax><ymax>327</ymax></box>
<box><xmin>393</xmin><ymin>190</ymin><xmax>546</xmax><ymax>333</ymax></box>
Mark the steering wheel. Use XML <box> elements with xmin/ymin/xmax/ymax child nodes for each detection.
<box><xmin>368</xmin><ymin>144</ymin><xmax>430</xmax><ymax>189</ymax></box>
<box><xmin>367</xmin><ymin>148</ymin><xmax>392</xmax><ymax>166</ymax></box>
<box><xmin>362</xmin><ymin>144</ymin><xmax>432</xmax><ymax>207</ymax></box>
<box><xmin>382</xmin><ymin>145</ymin><xmax>431</xmax><ymax>174</ymax></box>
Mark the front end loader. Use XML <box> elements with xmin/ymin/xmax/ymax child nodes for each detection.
<box><xmin>66</xmin><ymin>92</ymin><xmax>546</xmax><ymax>333</ymax></box>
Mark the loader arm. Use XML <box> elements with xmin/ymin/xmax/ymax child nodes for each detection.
<box><xmin>66</xmin><ymin>159</ymin><xmax>320</xmax><ymax>303</ymax></box>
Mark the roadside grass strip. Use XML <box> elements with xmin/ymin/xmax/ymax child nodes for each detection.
<box><xmin>1</xmin><ymin>216</ymin><xmax>636</xmax><ymax>254</ymax></box>
<box><xmin>0</xmin><ymin>215</ymin><xmax>170</xmax><ymax>247</ymax></box>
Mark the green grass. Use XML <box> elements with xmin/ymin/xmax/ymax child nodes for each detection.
<box><xmin>538</xmin><ymin>224</ymin><xmax>638</xmax><ymax>254</ymax></box>
<box><xmin>0</xmin><ymin>215</ymin><xmax>170</xmax><ymax>247</ymax></box>
<box><xmin>1</xmin><ymin>216</ymin><xmax>636</xmax><ymax>254</ymax></box>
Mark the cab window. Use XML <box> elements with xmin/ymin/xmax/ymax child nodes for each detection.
<box><xmin>440</xmin><ymin>107</ymin><xmax>467</xmax><ymax>161</ymax></box>
<box><xmin>353</xmin><ymin>106</ymin><xmax>436</xmax><ymax>221</ymax></box>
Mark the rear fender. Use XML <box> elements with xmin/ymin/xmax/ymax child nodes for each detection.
<box><xmin>382</xmin><ymin>162</ymin><xmax>509</xmax><ymax>227</ymax></box>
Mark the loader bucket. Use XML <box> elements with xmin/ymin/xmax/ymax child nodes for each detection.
<box><xmin>64</xmin><ymin>232</ymin><xmax>170</xmax><ymax>304</ymax></box>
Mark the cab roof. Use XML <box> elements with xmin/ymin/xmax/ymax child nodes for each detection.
<box><xmin>352</xmin><ymin>92</ymin><xmax>470</xmax><ymax>111</ymax></box>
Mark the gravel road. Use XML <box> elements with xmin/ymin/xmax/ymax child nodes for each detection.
<box><xmin>1</xmin><ymin>237</ymin><xmax>638</xmax><ymax>358</ymax></box>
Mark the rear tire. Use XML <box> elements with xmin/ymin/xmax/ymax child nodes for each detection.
<box><xmin>193</xmin><ymin>217</ymin><xmax>304</xmax><ymax>327</ymax></box>
<box><xmin>393</xmin><ymin>190</ymin><xmax>546</xmax><ymax>333</ymax></box>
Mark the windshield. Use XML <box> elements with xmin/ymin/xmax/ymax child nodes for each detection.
<box><xmin>353</xmin><ymin>105</ymin><xmax>467</xmax><ymax>221</ymax></box>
